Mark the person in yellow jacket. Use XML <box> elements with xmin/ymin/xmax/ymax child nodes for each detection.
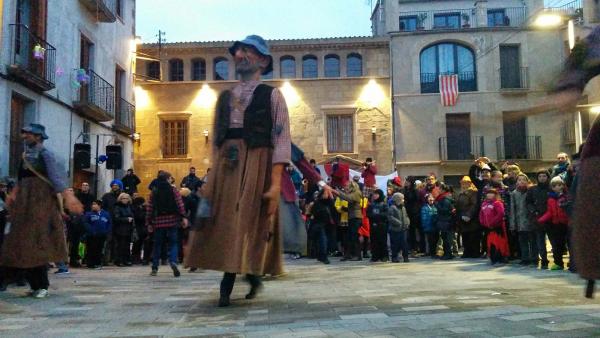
<box><xmin>335</xmin><ymin>197</ymin><xmax>349</xmax><ymax>257</ymax></box>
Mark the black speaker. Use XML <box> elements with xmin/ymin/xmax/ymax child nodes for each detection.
<box><xmin>106</xmin><ymin>145</ymin><xmax>123</xmax><ymax>170</ymax></box>
<box><xmin>73</xmin><ymin>143</ymin><xmax>91</xmax><ymax>169</ymax></box>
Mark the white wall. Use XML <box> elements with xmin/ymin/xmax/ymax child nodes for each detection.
<box><xmin>0</xmin><ymin>0</ymin><xmax>136</xmax><ymax>189</ymax></box>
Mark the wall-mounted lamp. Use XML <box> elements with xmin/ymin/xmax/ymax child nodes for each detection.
<box><xmin>203</xmin><ymin>129</ymin><xmax>209</xmax><ymax>143</ymax></box>
<box><xmin>371</xmin><ymin>127</ymin><xmax>377</xmax><ymax>134</ymax></box>
<box><xmin>132</xmin><ymin>132</ymin><xmax>141</xmax><ymax>142</ymax></box>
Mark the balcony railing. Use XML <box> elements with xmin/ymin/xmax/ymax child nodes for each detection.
<box><xmin>73</xmin><ymin>69</ymin><xmax>115</xmax><ymax>122</ymax></box>
<box><xmin>496</xmin><ymin>136</ymin><xmax>542</xmax><ymax>160</ymax></box>
<box><xmin>115</xmin><ymin>98</ymin><xmax>135</xmax><ymax>134</ymax></box>
<box><xmin>487</xmin><ymin>7</ymin><xmax>528</xmax><ymax>28</ymax></box>
<box><xmin>398</xmin><ymin>6</ymin><xmax>527</xmax><ymax>32</ymax></box>
<box><xmin>78</xmin><ymin>0</ymin><xmax>117</xmax><ymax>22</ymax></box>
<box><xmin>421</xmin><ymin>71</ymin><xmax>477</xmax><ymax>93</ymax></box>
<box><xmin>547</xmin><ymin>0</ymin><xmax>582</xmax><ymax>20</ymax></box>
<box><xmin>561</xmin><ymin>118</ymin><xmax>576</xmax><ymax>145</ymax></box>
<box><xmin>439</xmin><ymin>136</ymin><xmax>485</xmax><ymax>161</ymax></box>
<box><xmin>499</xmin><ymin>67</ymin><xmax>529</xmax><ymax>90</ymax></box>
<box><xmin>7</xmin><ymin>24</ymin><xmax>56</xmax><ymax>92</ymax></box>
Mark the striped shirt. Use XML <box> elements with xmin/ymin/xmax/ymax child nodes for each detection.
<box><xmin>145</xmin><ymin>186</ymin><xmax>186</xmax><ymax>229</ymax></box>
<box><xmin>229</xmin><ymin>80</ymin><xmax>291</xmax><ymax>164</ymax></box>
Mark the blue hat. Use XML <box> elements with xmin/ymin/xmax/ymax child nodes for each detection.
<box><xmin>21</xmin><ymin>123</ymin><xmax>49</xmax><ymax>140</ymax></box>
<box><xmin>229</xmin><ymin>35</ymin><xmax>273</xmax><ymax>75</ymax></box>
<box><xmin>110</xmin><ymin>179</ymin><xmax>123</xmax><ymax>190</ymax></box>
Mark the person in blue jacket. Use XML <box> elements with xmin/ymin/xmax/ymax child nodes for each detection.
<box><xmin>84</xmin><ymin>200</ymin><xmax>112</xmax><ymax>269</ymax></box>
<box><xmin>420</xmin><ymin>194</ymin><xmax>439</xmax><ymax>257</ymax></box>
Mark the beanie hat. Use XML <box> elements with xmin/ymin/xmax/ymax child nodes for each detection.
<box><xmin>550</xmin><ymin>176</ymin><xmax>564</xmax><ymax>186</ymax></box>
<box><xmin>392</xmin><ymin>192</ymin><xmax>405</xmax><ymax>204</ymax></box>
<box><xmin>110</xmin><ymin>179</ymin><xmax>123</xmax><ymax>190</ymax></box>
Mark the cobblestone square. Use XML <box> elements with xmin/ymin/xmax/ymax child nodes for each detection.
<box><xmin>1</xmin><ymin>257</ymin><xmax>599</xmax><ymax>337</ymax></box>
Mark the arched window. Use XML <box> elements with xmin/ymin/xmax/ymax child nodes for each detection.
<box><xmin>302</xmin><ymin>55</ymin><xmax>318</xmax><ymax>78</ymax></box>
<box><xmin>280</xmin><ymin>56</ymin><xmax>296</xmax><ymax>79</ymax></box>
<box><xmin>214</xmin><ymin>57</ymin><xmax>229</xmax><ymax>81</ymax></box>
<box><xmin>191</xmin><ymin>58</ymin><xmax>206</xmax><ymax>81</ymax></box>
<box><xmin>419</xmin><ymin>42</ymin><xmax>476</xmax><ymax>93</ymax></box>
<box><xmin>347</xmin><ymin>53</ymin><xmax>362</xmax><ymax>77</ymax></box>
<box><xmin>324</xmin><ymin>54</ymin><xmax>340</xmax><ymax>78</ymax></box>
<box><xmin>169</xmin><ymin>59</ymin><xmax>183</xmax><ymax>81</ymax></box>
<box><xmin>147</xmin><ymin>61</ymin><xmax>160</xmax><ymax>80</ymax></box>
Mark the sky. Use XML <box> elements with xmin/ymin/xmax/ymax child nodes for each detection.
<box><xmin>135</xmin><ymin>0</ymin><xmax>375</xmax><ymax>44</ymax></box>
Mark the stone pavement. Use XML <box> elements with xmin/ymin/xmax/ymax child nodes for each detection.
<box><xmin>0</xmin><ymin>257</ymin><xmax>599</xmax><ymax>337</ymax></box>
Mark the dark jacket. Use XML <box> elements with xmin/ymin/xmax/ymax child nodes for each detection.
<box><xmin>367</xmin><ymin>201</ymin><xmax>389</xmax><ymax>228</ymax></box>
<box><xmin>180</xmin><ymin>174</ymin><xmax>202</xmax><ymax>191</ymax></box>
<box><xmin>101</xmin><ymin>190</ymin><xmax>121</xmax><ymax>215</ymax></box>
<box><xmin>310</xmin><ymin>198</ymin><xmax>335</xmax><ymax>228</ymax></box>
<box><xmin>455</xmin><ymin>189</ymin><xmax>479</xmax><ymax>233</ymax></box>
<box><xmin>76</xmin><ymin>191</ymin><xmax>96</xmax><ymax>213</ymax></box>
<box><xmin>121</xmin><ymin>174</ymin><xmax>141</xmax><ymax>195</ymax></box>
<box><xmin>112</xmin><ymin>202</ymin><xmax>135</xmax><ymax>237</ymax></box>
<box><xmin>84</xmin><ymin>210</ymin><xmax>112</xmax><ymax>236</ymax></box>
<box><xmin>526</xmin><ymin>182</ymin><xmax>550</xmax><ymax>228</ymax></box>
<box><xmin>132</xmin><ymin>197</ymin><xmax>147</xmax><ymax>237</ymax></box>
<box><xmin>435</xmin><ymin>192</ymin><xmax>455</xmax><ymax>232</ymax></box>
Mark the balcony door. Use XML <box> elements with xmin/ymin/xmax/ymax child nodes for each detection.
<box><xmin>79</xmin><ymin>34</ymin><xmax>94</xmax><ymax>102</ymax></box>
<box><xmin>503</xmin><ymin>112</ymin><xmax>527</xmax><ymax>159</ymax></box>
<box><xmin>500</xmin><ymin>45</ymin><xmax>521</xmax><ymax>88</ymax></box>
<box><xmin>15</xmin><ymin>0</ymin><xmax>47</xmax><ymax>72</ymax></box>
<box><xmin>9</xmin><ymin>93</ymin><xmax>34</xmax><ymax>176</ymax></box>
<box><xmin>446</xmin><ymin>114</ymin><xmax>471</xmax><ymax>160</ymax></box>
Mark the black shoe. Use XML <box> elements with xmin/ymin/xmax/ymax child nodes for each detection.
<box><xmin>245</xmin><ymin>282</ymin><xmax>264</xmax><ymax>300</ymax></box>
<box><xmin>141</xmin><ymin>261</ymin><xmax>149</xmax><ymax>266</ymax></box>
<box><xmin>125</xmin><ymin>262</ymin><xmax>133</xmax><ymax>267</ymax></box>
<box><xmin>218</xmin><ymin>296</ymin><xmax>230</xmax><ymax>307</ymax></box>
<box><xmin>350</xmin><ymin>257</ymin><xmax>362</xmax><ymax>261</ymax></box>
<box><xmin>189</xmin><ymin>268</ymin><xmax>198</xmax><ymax>272</ymax></box>
<box><xmin>171</xmin><ymin>264</ymin><xmax>181</xmax><ymax>277</ymax></box>
<box><xmin>440</xmin><ymin>255</ymin><xmax>454</xmax><ymax>260</ymax></box>
<box><xmin>0</xmin><ymin>283</ymin><xmax>7</xmax><ymax>292</ymax></box>
<box><xmin>370</xmin><ymin>258</ymin><xmax>378</xmax><ymax>262</ymax></box>
<box><xmin>392</xmin><ymin>258</ymin><xmax>400</xmax><ymax>263</ymax></box>
<box><xmin>363</xmin><ymin>253</ymin><xmax>371</xmax><ymax>259</ymax></box>
<box><xmin>320</xmin><ymin>258</ymin><xmax>330</xmax><ymax>265</ymax></box>
<box><xmin>150</xmin><ymin>269</ymin><xmax>158</xmax><ymax>276</ymax></box>
<box><xmin>403</xmin><ymin>257</ymin><xmax>410</xmax><ymax>263</ymax></box>
<box><xmin>340</xmin><ymin>257</ymin><xmax>351</xmax><ymax>262</ymax></box>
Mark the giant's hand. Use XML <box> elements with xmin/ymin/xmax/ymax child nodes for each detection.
<box><xmin>262</xmin><ymin>185</ymin><xmax>281</xmax><ymax>216</ymax></box>
<box><xmin>63</xmin><ymin>189</ymin><xmax>83</xmax><ymax>215</ymax></box>
<box><xmin>322</xmin><ymin>184</ymin><xmax>334</xmax><ymax>199</ymax></box>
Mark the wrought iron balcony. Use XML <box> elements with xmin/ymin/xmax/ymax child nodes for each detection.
<box><xmin>6</xmin><ymin>24</ymin><xmax>56</xmax><ymax>92</ymax></box>
<box><xmin>487</xmin><ymin>7</ymin><xmax>528</xmax><ymax>27</ymax></box>
<box><xmin>114</xmin><ymin>98</ymin><xmax>135</xmax><ymax>134</ymax></box>
<box><xmin>439</xmin><ymin>136</ymin><xmax>485</xmax><ymax>161</ymax></box>
<box><xmin>73</xmin><ymin>69</ymin><xmax>115</xmax><ymax>122</ymax></box>
<box><xmin>547</xmin><ymin>0</ymin><xmax>583</xmax><ymax>22</ymax></box>
<box><xmin>496</xmin><ymin>136</ymin><xmax>542</xmax><ymax>160</ymax></box>
<box><xmin>420</xmin><ymin>71</ymin><xmax>477</xmax><ymax>94</ymax></box>
<box><xmin>78</xmin><ymin>0</ymin><xmax>117</xmax><ymax>23</ymax></box>
<box><xmin>499</xmin><ymin>67</ymin><xmax>529</xmax><ymax>90</ymax></box>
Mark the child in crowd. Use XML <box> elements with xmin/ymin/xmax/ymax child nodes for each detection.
<box><xmin>388</xmin><ymin>193</ymin><xmax>411</xmax><ymax>263</ymax></box>
<box><xmin>308</xmin><ymin>190</ymin><xmax>335</xmax><ymax>264</ymax></box>
<box><xmin>538</xmin><ymin>176</ymin><xmax>570</xmax><ymax>270</ymax></box>
<box><xmin>480</xmin><ymin>189</ymin><xmax>509</xmax><ymax>265</ymax></box>
<box><xmin>420</xmin><ymin>194</ymin><xmax>438</xmax><ymax>257</ymax></box>
<box><xmin>84</xmin><ymin>200</ymin><xmax>112</xmax><ymax>269</ymax></box>
<box><xmin>367</xmin><ymin>189</ymin><xmax>389</xmax><ymax>262</ymax></box>
<box><xmin>510</xmin><ymin>174</ymin><xmax>536</xmax><ymax>265</ymax></box>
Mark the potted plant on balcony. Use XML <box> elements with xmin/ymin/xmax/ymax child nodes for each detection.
<box><xmin>462</xmin><ymin>13</ymin><xmax>471</xmax><ymax>28</ymax></box>
<box><xmin>417</xmin><ymin>13</ymin><xmax>427</xmax><ymax>30</ymax></box>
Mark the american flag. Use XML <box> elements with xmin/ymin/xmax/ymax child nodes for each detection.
<box><xmin>439</xmin><ymin>74</ymin><xmax>459</xmax><ymax>106</ymax></box>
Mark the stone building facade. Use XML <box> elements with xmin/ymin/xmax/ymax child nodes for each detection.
<box><xmin>0</xmin><ymin>0</ymin><xmax>136</xmax><ymax>196</ymax></box>
<box><xmin>372</xmin><ymin>0</ymin><xmax>597</xmax><ymax>185</ymax></box>
<box><xmin>134</xmin><ymin>37</ymin><xmax>392</xmax><ymax>193</ymax></box>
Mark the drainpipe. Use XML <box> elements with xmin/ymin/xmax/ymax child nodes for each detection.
<box><xmin>388</xmin><ymin>37</ymin><xmax>397</xmax><ymax>174</ymax></box>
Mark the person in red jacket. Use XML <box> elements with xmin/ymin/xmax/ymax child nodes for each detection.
<box><xmin>538</xmin><ymin>176</ymin><xmax>569</xmax><ymax>270</ymax></box>
<box><xmin>361</xmin><ymin>158</ymin><xmax>377</xmax><ymax>198</ymax></box>
<box><xmin>479</xmin><ymin>189</ymin><xmax>509</xmax><ymax>265</ymax></box>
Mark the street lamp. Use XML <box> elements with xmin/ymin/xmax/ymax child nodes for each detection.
<box><xmin>533</xmin><ymin>12</ymin><xmax>563</xmax><ymax>27</ymax></box>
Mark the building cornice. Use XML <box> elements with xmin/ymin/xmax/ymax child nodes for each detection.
<box><xmin>139</xmin><ymin>36</ymin><xmax>389</xmax><ymax>55</ymax></box>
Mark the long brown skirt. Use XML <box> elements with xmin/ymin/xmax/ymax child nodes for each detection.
<box><xmin>185</xmin><ymin>139</ymin><xmax>283</xmax><ymax>276</ymax></box>
<box><xmin>0</xmin><ymin>177</ymin><xmax>67</xmax><ymax>268</ymax></box>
